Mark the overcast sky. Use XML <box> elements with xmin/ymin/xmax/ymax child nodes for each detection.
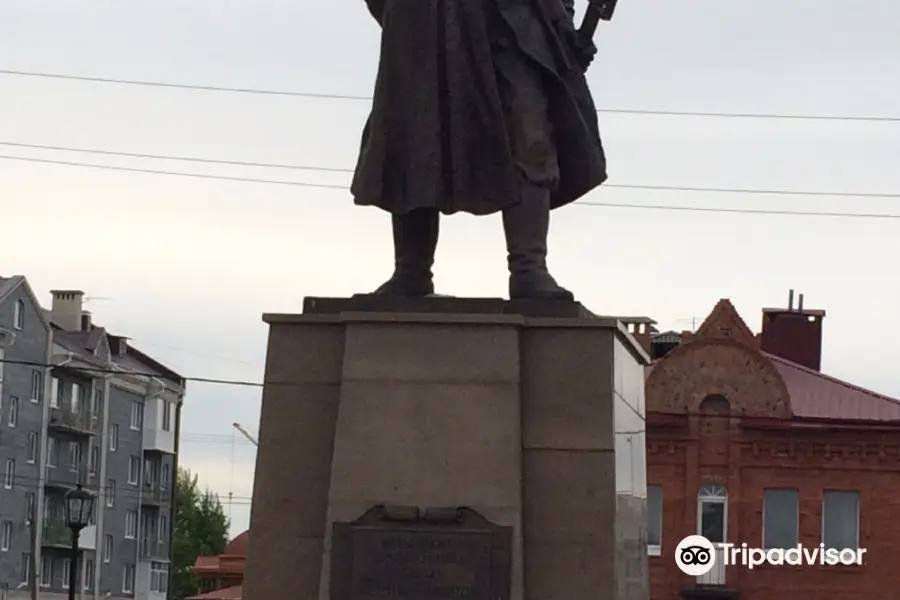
<box><xmin>3</xmin><ymin>0</ymin><xmax>899</xmax><ymax>537</ymax></box>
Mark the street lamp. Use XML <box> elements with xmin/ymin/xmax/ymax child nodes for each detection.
<box><xmin>64</xmin><ymin>485</ymin><xmax>95</xmax><ymax>600</ymax></box>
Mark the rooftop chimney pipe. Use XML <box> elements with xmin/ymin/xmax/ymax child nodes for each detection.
<box><xmin>788</xmin><ymin>289</ymin><xmax>794</xmax><ymax>310</ymax></box>
<box><xmin>798</xmin><ymin>294</ymin><xmax>804</xmax><ymax>311</ymax></box>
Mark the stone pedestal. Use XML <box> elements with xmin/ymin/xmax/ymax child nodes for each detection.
<box><xmin>243</xmin><ymin>297</ymin><xmax>650</xmax><ymax>600</ymax></box>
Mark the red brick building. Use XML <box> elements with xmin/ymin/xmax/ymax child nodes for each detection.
<box><xmin>643</xmin><ymin>293</ymin><xmax>900</xmax><ymax>600</ymax></box>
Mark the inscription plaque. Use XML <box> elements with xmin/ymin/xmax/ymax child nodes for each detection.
<box><xmin>331</xmin><ymin>506</ymin><xmax>512</xmax><ymax>600</ymax></box>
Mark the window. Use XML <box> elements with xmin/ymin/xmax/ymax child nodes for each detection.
<box><xmin>1</xmin><ymin>521</ymin><xmax>11</xmax><ymax>551</ymax></box>
<box><xmin>89</xmin><ymin>445</ymin><xmax>99</xmax><ymax>474</ymax></box>
<box><xmin>3</xmin><ymin>459</ymin><xmax>13</xmax><ymax>489</ymax></box>
<box><xmin>40</xmin><ymin>556</ymin><xmax>52</xmax><ymax>587</ymax></box>
<box><xmin>763</xmin><ymin>488</ymin><xmax>800</xmax><ymax>549</ymax></box>
<box><xmin>106</xmin><ymin>479</ymin><xmax>116</xmax><ymax>508</ymax></box>
<box><xmin>14</xmin><ymin>299</ymin><xmax>25</xmax><ymax>330</ymax></box>
<box><xmin>30</xmin><ymin>371</ymin><xmax>42</xmax><ymax>403</ymax></box>
<box><xmin>92</xmin><ymin>389</ymin><xmax>103</xmax><ymax>419</ymax></box>
<box><xmin>130</xmin><ymin>401</ymin><xmax>143</xmax><ymax>430</ymax></box>
<box><xmin>128</xmin><ymin>456</ymin><xmax>140</xmax><ymax>484</ymax></box>
<box><xmin>69</xmin><ymin>442</ymin><xmax>81</xmax><ymax>472</ymax></box>
<box><xmin>50</xmin><ymin>377</ymin><xmax>60</xmax><ymax>408</ymax></box>
<box><xmin>161</xmin><ymin>463</ymin><xmax>170</xmax><ymax>489</ymax></box>
<box><xmin>823</xmin><ymin>490</ymin><xmax>860</xmax><ymax>550</ymax></box>
<box><xmin>71</xmin><ymin>383</ymin><xmax>81</xmax><ymax>413</ymax></box>
<box><xmin>104</xmin><ymin>535</ymin><xmax>113</xmax><ymax>563</ymax></box>
<box><xmin>84</xmin><ymin>558</ymin><xmax>94</xmax><ymax>590</ymax></box>
<box><xmin>0</xmin><ymin>349</ymin><xmax>4</xmax><ymax>399</ymax></box>
<box><xmin>21</xmin><ymin>552</ymin><xmax>31</xmax><ymax>583</ymax></box>
<box><xmin>8</xmin><ymin>396</ymin><xmax>17</xmax><ymax>426</ymax></box>
<box><xmin>25</xmin><ymin>493</ymin><xmax>35</xmax><ymax>523</ymax></box>
<box><xmin>158</xmin><ymin>514</ymin><xmax>168</xmax><ymax>542</ymax></box>
<box><xmin>125</xmin><ymin>510</ymin><xmax>137</xmax><ymax>538</ymax></box>
<box><xmin>27</xmin><ymin>432</ymin><xmax>38</xmax><ymax>463</ymax></box>
<box><xmin>62</xmin><ymin>558</ymin><xmax>71</xmax><ymax>589</ymax></box>
<box><xmin>150</xmin><ymin>561</ymin><xmax>169</xmax><ymax>593</ymax></box>
<box><xmin>647</xmin><ymin>484</ymin><xmax>662</xmax><ymax>555</ymax></box>
<box><xmin>122</xmin><ymin>564</ymin><xmax>135</xmax><ymax>593</ymax></box>
<box><xmin>109</xmin><ymin>424</ymin><xmax>118</xmax><ymax>451</ymax></box>
<box><xmin>162</xmin><ymin>400</ymin><xmax>172</xmax><ymax>431</ymax></box>
<box><xmin>46</xmin><ymin>437</ymin><xmax>58</xmax><ymax>468</ymax></box>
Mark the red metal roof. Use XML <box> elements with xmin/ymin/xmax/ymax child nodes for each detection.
<box><xmin>765</xmin><ymin>352</ymin><xmax>900</xmax><ymax>422</ymax></box>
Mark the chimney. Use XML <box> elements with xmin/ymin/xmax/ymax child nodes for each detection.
<box><xmin>80</xmin><ymin>311</ymin><xmax>92</xmax><ymax>331</ymax></box>
<box><xmin>759</xmin><ymin>290</ymin><xmax>826</xmax><ymax>371</ymax></box>
<box><xmin>50</xmin><ymin>290</ymin><xmax>85</xmax><ymax>331</ymax></box>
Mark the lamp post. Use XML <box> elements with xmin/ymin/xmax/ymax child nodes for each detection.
<box><xmin>64</xmin><ymin>485</ymin><xmax>95</xmax><ymax>600</ymax></box>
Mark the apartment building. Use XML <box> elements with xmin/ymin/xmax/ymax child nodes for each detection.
<box><xmin>0</xmin><ymin>277</ymin><xmax>184</xmax><ymax>600</ymax></box>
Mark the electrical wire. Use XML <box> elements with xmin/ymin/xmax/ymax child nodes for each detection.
<box><xmin>3</xmin><ymin>69</ymin><xmax>900</xmax><ymax>123</ymax></box>
<box><xmin>9</xmin><ymin>474</ymin><xmax>253</xmax><ymax>502</ymax></box>
<box><xmin>0</xmin><ymin>356</ymin><xmax>262</xmax><ymax>387</ymax></box>
<box><xmin>6</xmin><ymin>154</ymin><xmax>900</xmax><ymax>219</ymax></box>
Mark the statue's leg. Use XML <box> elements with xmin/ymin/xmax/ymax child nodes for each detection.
<box><xmin>502</xmin><ymin>185</ymin><xmax>574</xmax><ymax>301</ymax></box>
<box><xmin>371</xmin><ymin>208</ymin><xmax>439</xmax><ymax>296</ymax></box>
<box><xmin>493</xmin><ymin>35</ymin><xmax>574</xmax><ymax>301</ymax></box>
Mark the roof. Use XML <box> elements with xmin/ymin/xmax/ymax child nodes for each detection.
<box><xmin>0</xmin><ymin>275</ymin><xmax>52</xmax><ymax>332</ymax></box>
<box><xmin>765</xmin><ymin>352</ymin><xmax>900</xmax><ymax>422</ymax></box>
<box><xmin>646</xmin><ymin>297</ymin><xmax>900</xmax><ymax>423</ymax></box>
<box><xmin>223</xmin><ymin>530</ymin><xmax>248</xmax><ymax>556</ymax></box>
<box><xmin>187</xmin><ymin>585</ymin><xmax>242</xmax><ymax>600</ymax></box>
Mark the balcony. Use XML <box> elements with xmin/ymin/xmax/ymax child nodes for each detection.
<box><xmin>140</xmin><ymin>538</ymin><xmax>168</xmax><ymax>560</ymax></box>
<box><xmin>41</xmin><ymin>519</ymin><xmax>97</xmax><ymax>551</ymax></box>
<box><xmin>141</xmin><ymin>485</ymin><xmax>169</xmax><ymax>506</ymax></box>
<box><xmin>44</xmin><ymin>466</ymin><xmax>82</xmax><ymax>490</ymax></box>
<box><xmin>47</xmin><ymin>409</ymin><xmax>97</xmax><ymax>436</ymax></box>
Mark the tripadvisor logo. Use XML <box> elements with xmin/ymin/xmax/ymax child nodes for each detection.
<box><xmin>675</xmin><ymin>535</ymin><xmax>866</xmax><ymax>576</ymax></box>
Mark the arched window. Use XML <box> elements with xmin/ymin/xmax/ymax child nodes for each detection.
<box><xmin>699</xmin><ymin>394</ymin><xmax>730</xmax><ymax>414</ymax></box>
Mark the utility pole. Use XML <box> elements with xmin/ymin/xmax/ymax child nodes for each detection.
<box><xmin>29</xmin><ymin>503</ymin><xmax>38</xmax><ymax>600</ymax></box>
<box><xmin>231</xmin><ymin>423</ymin><xmax>258</xmax><ymax>446</ymax></box>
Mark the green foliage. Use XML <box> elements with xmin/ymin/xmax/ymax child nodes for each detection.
<box><xmin>172</xmin><ymin>467</ymin><xmax>230</xmax><ymax>600</ymax></box>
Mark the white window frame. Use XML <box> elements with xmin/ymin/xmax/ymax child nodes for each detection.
<box><xmin>61</xmin><ymin>558</ymin><xmax>71</xmax><ymax>589</ymax></box>
<box><xmin>40</xmin><ymin>556</ymin><xmax>52</xmax><ymax>587</ymax></box>
<box><xmin>46</xmin><ymin>437</ymin><xmax>58</xmax><ymax>468</ymax></box>
<box><xmin>84</xmin><ymin>558</ymin><xmax>94</xmax><ymax>591</ymax></box>
<box><xmin>30</xmin><ymin>371</ymin><xmax>42</xmax><ymax>404</ymax></box>
<box><xmin>130</xmin><ymin>402</ymin><xmax>143</xmax><ymax>431</ymax></box>
<box><xmin>69</xmin><ymin>442</ymin><xmax>81</xmax><ymax>472</ymax></box>
<box><xmin>1</xmin><ymin>521</ymin><xmax>11</xmax><ymax>551</ymax></box>
<box><xmin>128</xmin><ymin>456</ymin><xmax>140</xmax><ymax>485</ymax></box>
<box><xmin>89</xmin><ymin>445</ymin><xmax>99</xmax><ymax>474</ymax></box>
<box><xmin>647</xmin><ymin>484</ymin><xmax>662</xmax><ymax>556</ymax></box>
<box><xmin>109</xmin><ymin>424</ymin><xmax>118</xmax><ymax>452</ymax></box>
<box><xmin>104</xmin><ymin>535</ymin><xmax>113</xmax><ymax>564</ymax></box>
<box><xmin>3</xmin><ymin>459</ymin><xmax>13</xmax><ymax>490</ymax></box>
<box><xmin>8</xmin><ymin>396</ymin><xmax>17</xmax><ymax>427</ymax></box>
<box><xmin>71</xmin><ymin>383</ymin><xmax>81</xmax><ymax>413</ymax></box>
<box><xmin>158</xmin><ymin>514</ymin><xmax>168</xmax><ymax>542</ymax></box>
<box><xmin>92</xmin><ymin>388</ymin><xmax>103</xmax><ymax>420</ymax></box>
<box><xmin>13</xmin><ymin>299</ymin><xmax>25</xmax><ymax>330</ymax></box>
<box><xmin>122</xmin><ymin>565</ymin><xmax>135</xmax><ymax>594</ymax></box>
<box><xmin>125</xmin><ymin>511</ymin><xmax>137</xmax><ymax>539</ymax></box>
<box><xmin>762</xmin><ymin>488</ymin><xmax>800</xmax><ymax>549</ymax></box>
<box><xmin>106</xmin><ymin>479</ymin><xmax>116</xmax><ymax>508</ymax></box>
<box><xmin>21</xmin><ymin>552</ymin><xmax>31</xmax><ymax>584</ymax></box>
<box><xmin>822</xmin><ymin>489</ymin><xmax>861</xmax><ymax>550</ymax></box>
<box><xmin>50</xmin><ymin>377</ymin><xmax>60</xmax><ymax>409</ymax></box>
<box><xmin>0</xmin><ymin>349</ymin><xmax>4</xmax><ymax>399</ymax></box>
<box><xmin>161</xmin><ymin>463</ymin><xmax>170</xmax><ymax>490</ymax></box>
<box><xmin>27</xmin><ymin>432</ymin><xmax>38</xmax><ymax>464</ymax></box>
<box><xmin>162</xmin><ymin>400</ymin><xmax>172</xmax><ymax>431</ymax></box>
<box><xmin>25</xmin><ymin>493</ymin><xmax>35</xmax><ymax>523</ymax></box>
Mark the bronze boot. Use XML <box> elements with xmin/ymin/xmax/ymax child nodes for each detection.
<box><xmin>502</xmin><ymin>186</ymin><xmax>574</xmax><ymax>301</ymax></box>
<box><xmin>372</xmin><ymin>208</ymin><xmax>439</xmax><ymax>296</ymax></box>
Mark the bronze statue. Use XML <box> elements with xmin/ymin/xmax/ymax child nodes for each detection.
<box><xmin>351</xmin><ymin>0</ymin><xmax>614</xmax><ymax>301</ymax></box>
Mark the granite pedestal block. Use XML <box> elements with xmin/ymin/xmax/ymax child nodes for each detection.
<box><xmin>243</xmin><ymin>297</ymin><xmax>650</xmax><ymax>600</ymax></box>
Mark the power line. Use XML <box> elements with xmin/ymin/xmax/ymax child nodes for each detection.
<box><xmin>3</xmin><ymin>68</ymin><xmax>900</xmax><ymax>123</ymax></box>
<box><xmin>0</xmin><ymin>356</ymin><xmax>262</xmax><ymax>388</ymax></box>
<box><xmin>5</xmin><ymin>153</ymin><xmax>900</xmax><ymax>219</ymax></box>
<box><xmin>11</xmin><ymin>474</ymin><xmax>254</xmax><ymax>503</ymax></box>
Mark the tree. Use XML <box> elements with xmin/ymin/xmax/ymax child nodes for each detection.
<box><xmin>172</xmin><ymin>467</ymin><xmax>230</xmax><ymax>600</ymax></box>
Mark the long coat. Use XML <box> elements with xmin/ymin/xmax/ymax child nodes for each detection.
<box><xmin>351</xmin><ymin>0</ymin><xmax>607</xmax><ymax>216</ymax></box>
